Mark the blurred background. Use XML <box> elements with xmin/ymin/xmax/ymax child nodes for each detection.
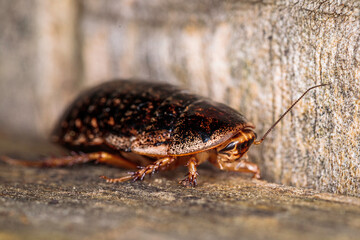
<box><xmin>2</xmin><ymin>0</ymin><xmax>263</xmax><ymax>138</ymax></box>
<box><xmin>0</xmin><ymin>0</ymin><xmax>359</xmax><ymax>196</ymax></box>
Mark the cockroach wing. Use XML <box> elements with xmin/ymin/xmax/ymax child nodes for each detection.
<box><xmin>52</xmin><ymin>80</ymin><xmax>180</xmax><ymax>152</ymax></box>
<box><xmin>51</xmin><ymin>79</ymin><xmax>254</xmax><ymax>157</ymax></box>
<box><xmin>130</xmin><ymin>91</ymin><xmax>199</xmax><ymax>156</ymax></box>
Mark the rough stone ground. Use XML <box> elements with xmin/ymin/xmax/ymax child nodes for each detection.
<box><xmin>0</xmin><ymin>134</ymin><xmax>359</xmax><ymax>240</ymax></box>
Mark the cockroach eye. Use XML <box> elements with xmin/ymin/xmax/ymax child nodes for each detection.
<box><xmin>220</xmin><ymin>141</ymin><xmax>237</xmax><ymax>152</ymax></box>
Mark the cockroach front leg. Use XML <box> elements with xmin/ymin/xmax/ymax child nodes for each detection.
<box><xmin>179</xmin><ymin>157</ymin><xmax>199</xmax><ymax>187</ymax></box>
<box><xmin>101</xmin><ymin>157</ymin><xmax>176</xmax><ymax>183</ymax></box>
<box><xmin>211</xmin><ymin>159</ymin><xmax>260</xmax><ymax>179</ymax></box>
<box><xmin>1</xmin><ymin>152</ymin><xmax>138</xmax><ymax>169</ymax></box>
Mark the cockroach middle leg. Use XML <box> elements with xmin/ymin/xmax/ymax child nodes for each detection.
<box><xmin>1</xmin><ymin>151</ymin><xmax>138</xmax><ymax>169</ymax></box>
<box><xmin>179</xmin><ymin>157</ymin><xmax>199</xmax><ymax>187</ymax></box>
<box><xmin>101</xmin><ymin>157</ymin><xmax>176</xmax><ymax>183</ymax></box>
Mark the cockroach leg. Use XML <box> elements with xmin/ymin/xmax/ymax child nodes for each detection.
<box><xmin>179</xmin><ymin>157</ymin><xmax>199</xmax><ymax>187</ymax></box>
<box><xmin>210</xmin><ymin>159</ymin><xmax>260</xmax><ymax>179</ymax></box>
<box><xmin>90</xmin><ymin>152</ymin><xmax>138</xmax><ymax>169</ymax></box>
<box><xmin>0</xmin><ymin>152</ymin><xmax>138</xmax><ymax>169</ymax></box>
<box><xmin>100</xmin><ymin>157</ymin><xmax>175</xmax><ymax>183</ymax></box>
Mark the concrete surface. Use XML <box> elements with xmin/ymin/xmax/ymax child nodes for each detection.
<box><xmin>0</xmin><ymin>134</ymin><xmax>359</xmax><ymax>240</ymax></box>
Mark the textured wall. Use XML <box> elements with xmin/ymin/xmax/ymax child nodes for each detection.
<box><xmin>0</xmin><ymin>0</ymin><xmax>79</xmax><ymax>136</ymax></box>
<box><xmin>0</xmin><ymin>0</ymin><xmax>38</xmax><ymax>135</ymax></box>
<box><xmin>0</xmin><ymin>0</ymin><xmax>359</xmax><ymax>196</ymax></box>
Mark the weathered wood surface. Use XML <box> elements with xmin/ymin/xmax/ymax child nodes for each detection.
<box><xmin>0</xmin><ymin>0</ymin><xmax>359</xmax><ymax>195</ymax></box>
<box><xmin>0</xmin><ymin>135</ymin><xmax>359</xmax><ymax>240</ymax></box>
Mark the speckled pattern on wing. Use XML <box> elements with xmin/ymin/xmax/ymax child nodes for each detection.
<box><xmin>53</xmin><ymin>80</ymin><xmax>253</xmax><ymax>156</ymax></box>
<box><xmin>131</xmin><ymin>91</ymin><xmax>200</xmax><ymax>155</ymax></box>
<box><xmin>53</xmin><ymin>80</ymin><xmax>179</xmax><ymax>151</ymax></box>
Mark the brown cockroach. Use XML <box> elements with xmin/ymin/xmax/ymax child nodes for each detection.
<box><xmin>1</xmin><ymin>80</ymin><xmax>328</xmax><ymax>186</ymax></box>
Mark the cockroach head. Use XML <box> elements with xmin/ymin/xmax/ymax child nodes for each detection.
<box><xmin>215</xmin><ymin>84</ymin><xmax>328</xmax><ymax>167</ymax></box>
<box><xmin>216</xmin><ymin>128</ymin><xmax>256</xmax><ymax>163</ymax></box>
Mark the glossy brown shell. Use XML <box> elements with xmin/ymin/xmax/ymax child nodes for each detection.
<box><xmin>53</xmin><ymin>80</ymin><xmax>255</xmax><ymax>156</ymax></box>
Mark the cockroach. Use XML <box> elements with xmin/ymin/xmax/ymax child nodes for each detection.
<box><xmin>1</xmin><ymin>80</ymin><xmax>328</xmax><ymax>186</ymax></box>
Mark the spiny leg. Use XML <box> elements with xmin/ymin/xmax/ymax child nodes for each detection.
<box><xmin>0</xmin><ymin>152</ymin><xmax>138</xmax><ymax>169</ymax></box>
<box><xmin>101</xmin><ymin>157</ymin><xmax>175</xmax><ymax>183</ymax></box>
<box><xmin>211</xmin><ymin>160</ymin><xmax>260</xmax><ymax>179</ymax></box>
<box><xmin>179</xmin><ymin>157</ymin><xmax>198</xmax><ymax>187</ymax></box>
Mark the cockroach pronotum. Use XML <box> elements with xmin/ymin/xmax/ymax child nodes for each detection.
<box><xmin>1</xmin><ymin>80</ymin><xmax>328</xmax><ymax>186</ymax></box>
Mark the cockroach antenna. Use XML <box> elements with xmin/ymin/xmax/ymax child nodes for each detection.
<box><xmin>254</xmin><ymin>83</ymin><xmax>330</xmax><ymax>145</ymax></box>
